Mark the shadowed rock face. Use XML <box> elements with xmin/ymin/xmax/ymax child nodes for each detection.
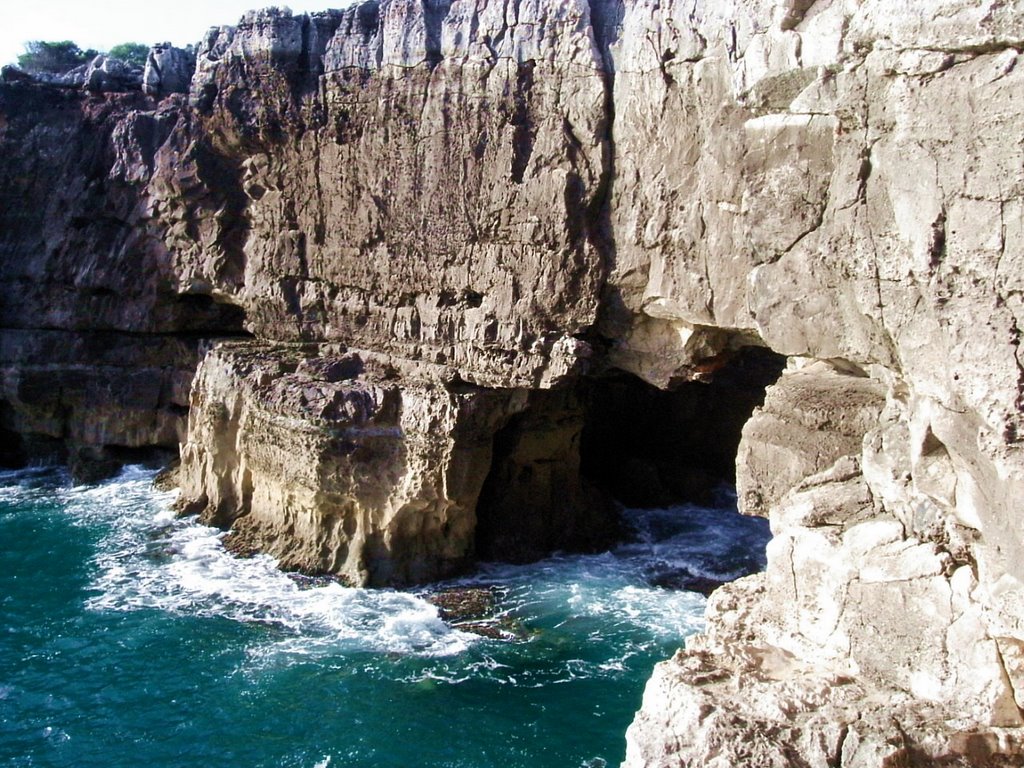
<box><xmin>3</xmin><ymin>0</ymin><xmax>1024</xmax><ymax>761</ymax></box>
<box><xmin>0</xmin><ymin>85</ymin><xmax>247</xmax><ymax>480</ymax></box>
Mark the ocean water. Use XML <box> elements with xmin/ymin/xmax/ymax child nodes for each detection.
<box><xmin>0</xmin><ymin>466</ymin><xmax>769</xmax><ymax>768</ymax></box>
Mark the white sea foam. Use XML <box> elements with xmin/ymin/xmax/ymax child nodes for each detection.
<box><xmin>1</xmin><ymin>465</ymin><xmax>769</xmax><ymax>678</ymax></box>
<box><xmin>15</xmin><ymin>467</ymin><xmax>475</xmax><ymax>659</ymax></box>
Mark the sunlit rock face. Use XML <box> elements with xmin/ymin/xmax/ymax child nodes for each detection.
<box><xmin>612</xmin><ymin>0</ymin><xmax>1024</xmax><ymax>764</ymax></box>
<box><xmin>159</xmin><ymin>0</ymin><xmax>622</xmax><ymax>586</ymax></box>
<box><xmin>165</xmin><ymin>1</ymin><xmax>612</xmax><ymax>388</ymax></box>
<box><xmin>176</xmin><ymin>341</ymin><xmax>618</xmax><ymax>586</ymax></box>
<box><xmin>2</xmin><ymin>0</ymin><xmax>1024</xmax><ymax>761</ymax></box>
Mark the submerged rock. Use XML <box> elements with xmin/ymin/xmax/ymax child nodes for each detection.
<box><xmin>423</xmin><ymin>586</ymin><xmax>530</xmax><ymax>641</ymax></box>
<box><xmin>645</xmin><ymin>569</ymin><xmax>725</xmax><ymax>597</ymax></box>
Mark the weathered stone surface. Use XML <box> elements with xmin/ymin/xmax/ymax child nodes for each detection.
<box><xmin>628</xmin><ymin>370</ymin><xmax>1024</xmax><ymax>764</ymax></box>
<box><xmin>167</xmin><ymin>3</ymin><xmax>610</xmax><ymax>388</ymax></box>
<box><xmin>609</xmin><ymin>0</ymin><xmax>1024</xmax><ymax>761</ymax></box>
<box><xmin>0</xmin><ymin>81</ymin><xmax>245</xmax><ymax>479</ymax></box>
<box><xmin>2</xmin><ymin>0</ymin><xmax>1024</xmax><ymax>761</ymax></box>
<box><xmin>176</xmin><ymin>341</ymin><xmax>617</xmax><ymax>586</ymax></box>
<box><xmin>736</xmin><ymin>362</ymin><xmax>885</xmax><ymax>517</ymax></box>
<box><xmin>142</xmin><ymin>44</ymin><xmax>195</xmax><ymax>98</ymax></box>
<box><xmin>83</xmin><ymin>55</ymin><xmax>142</xmax><ymax>93</ymax></box>
<box><xmin>3</xmin><ymin>56</ymin><xmax>144</xmax><ymax>93</ymax></box>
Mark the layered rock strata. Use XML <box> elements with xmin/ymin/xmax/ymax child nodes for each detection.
<box><xmin>1</xmin><ymin>0</ymin><xmax>1024</xmax><ymax>763</ymax></box>
<box><xmin>609</xmin><ymin>0</ymin><xmax>1024</xmax><ymax>763</ymax></box>
<box><xmin>177</xmin><ymin>341</ymin><xmax>617</xmax><ymax>585</ymax></box>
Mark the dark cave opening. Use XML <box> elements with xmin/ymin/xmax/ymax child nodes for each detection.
<box><xmin>0</xmin><ymin>424</ymin><xmax>30</xmax><ymax>468</ymax></box>
<box><xmin>472</xmin><ymin>347</ymin><xmax>785</xmax><ymax>566</ymax></box>
<box><xmin>580</xmin><ymin>347</ymin><xmax>787</xmax><ymax>508</ymax></box>
<box><xmin>0</xmin><ymin>401</ymin><xmax>65</xmax><ymax>469</ymax></box>
<box><xmin>473</xmin><ymin>389</ymin><xmax>621</xmax><ymax>564</ymax></box>
<box><xmin>67</xmin><ymin>444</ymin><xmax>180</xmax><ymax>485</ymax></box>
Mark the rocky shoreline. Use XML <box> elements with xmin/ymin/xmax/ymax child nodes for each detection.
<box><xmin>2</xmin><ymin>0</ymin><xmax>1024</xmax><ymax>763</ymax></box>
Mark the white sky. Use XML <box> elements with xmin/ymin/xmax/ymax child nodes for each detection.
<box><xmin>1</xmin><ymin>0</ymin><xmax>356</xmax><ymax>67</ymax></box>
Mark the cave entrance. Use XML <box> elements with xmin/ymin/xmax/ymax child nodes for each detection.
<box><xmin>580</xmin><ymin>347</ymin><xmax>786</xmax><ymax>508</ymax></box>
<box><xmin>472</xmin><ymin>346</ymin><xmax>786</xmax><ymax>566</ymax></box>
<box><xmin>473</xmin><ymin>389</ymin><xmax>620</xmax><ymax>564</ymax></box>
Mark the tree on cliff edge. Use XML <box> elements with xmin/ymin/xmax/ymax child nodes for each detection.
<box><xmin>107</xmin><ymin>43</ymin><xmax>148</xmax><ymax>69</ymax></box>
<box><xmin>17</xmin><ymin>41</ymin><xmax>97</xmax><ymax>73</ymax></box>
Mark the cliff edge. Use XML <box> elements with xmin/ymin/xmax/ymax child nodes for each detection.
<box><xmin>2</xmin><ymin>0</ymin><xmax>1023</xmax><ymax>763</ymax></box>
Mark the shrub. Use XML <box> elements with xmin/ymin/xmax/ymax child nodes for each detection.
<box><xmin>17</xmin><ymin>40</ymin><xmax>97</xmax><ymax>73</ymax></box>
<box><xmin>107</xmin><ymin>43</ymin><xmax>149</xmax><ymax>68</ymax></box>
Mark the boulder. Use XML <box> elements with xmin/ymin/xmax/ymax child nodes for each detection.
<box><xmin>83</xmin><ymin>54</ymin><xmax>142</xmax><ymax>92</ymax></box>
<box><xmin>142</xmin><ymin>43</ymin><xmax>194</xmax><ymax>98</ymax></box>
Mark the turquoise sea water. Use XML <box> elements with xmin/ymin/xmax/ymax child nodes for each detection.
<box><xmin>0</xmin><ymin>466</ymin><xmax>769</xmax><ymax>768</ymax></box>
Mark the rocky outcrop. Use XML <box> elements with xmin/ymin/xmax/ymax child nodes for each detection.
<box><xmin>176</xmin><ymin>341</ymin><xmax>617</xmax><ymax>585</ymax></box>
<box><xmin>143</xmin><ymin>44</ymin><xmax>195</xmax><ymax>98</ymax></box>
<box><xmin>168</xmin><ymin>2</ymin><xmax>611</xmax><ymax>387</ymax></box>
<box><xmin>2</xmin><ymin>0</ymin><xmax>1024</xmax><ymax>762</ymax></box>
<box><xmin>2</xmin><ymin>46</ymin><xmax>194</xmax><ymax>95</ymax></box>
<box><xmin>626</xmin><ymin>368</ymin><xmax>1024</xmax><ymax>765</ymax></box>
<box><xmin>83</xmin><ymin>55</ymin><xmax>143</xmax><ymax>93</ymax></box>
<box><xmin>736</xmin><ymin>361</ymin><xmax>885</xmax><ymax>517</ymax></box>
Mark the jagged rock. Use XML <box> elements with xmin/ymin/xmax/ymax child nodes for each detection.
<box><xmin>0</xmin><ymin>65</ymin><xmax>33</xmax><ymax>84</ymax></box>
<box><xmin>627</xmin><ymin>369</ymin><xmax>1024</xmax><ymax>765</ymax></box>
<box><xmin>0</xmin><ymin>82</ymin><xmax>244</xmax><ymax>477</ymax></box>
<box><xmin>142</xmin><ymin>44</ymin><xmax>194</xmax><ymax>98</ymax></box>
<box><xmin>8</xmin><ymin>62</ymin><xmax>90</xmax><ymax>88</ymax></box>
<box><xmin>176</xmin><ymin>342</ymin><xmax>617</xmax><ymax>586</ymax></box>
<box><xmin>616</xmin><ymin>0</ymin><xmax>1024</xmax><ymax>759</ymax></box>
<box><xmin>83</xmin><ymin>55</ymin><xmax>142</xmax><ymax>93</ymax></box>
<box><xmin>422</xmin><ymin>586</ymin><xmax>530</xmax><ymax>639</ymax></box>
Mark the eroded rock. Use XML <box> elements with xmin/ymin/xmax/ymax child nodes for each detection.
<box><xmin>143</xmin><ymin>44</ymin><xmax>195</xmax><ymax>98</ymax></box>
<box><xmin>2</xmin><ymin>0</ymin><xmax>1024</xmax><ymax>761</ymax></box>
<box><xmin>176</xmin><ymin>342</ymin><xmax>617</xmax><ymax>586</ymax></box>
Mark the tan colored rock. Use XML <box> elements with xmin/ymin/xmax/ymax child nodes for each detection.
<box><xmin>736</xmin><ymin>363</ymin><xmax>885</xmax><ymax>517</ymax></box>
<box><xmin>628</xmin><ymin>367</ymin><xmax>1024</xmax><ymax>764</ymax></box>
<box><xmin>177</xmin><ymin>341</ymin><xmax>616</xmax><ymax>585</ymax></box>
<box><xmin>162</xmin><ymin>3</ymin><xmax>611</xmax><ymax>389</ymax></box>
<box><xmin>612</xmin><ymin>0</ymin><xmax>1024</xmax><ymax>762</ymax></box>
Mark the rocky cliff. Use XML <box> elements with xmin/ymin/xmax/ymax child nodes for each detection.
<box><xmin>2</xmin><ymin>0</ymin><xmax>1023</xmax><ymax>764</ymax></box>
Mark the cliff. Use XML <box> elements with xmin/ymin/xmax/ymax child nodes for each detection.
<box><xmin>2</xmin><ymin>0</ymin><xmax>1024</xmax><ymax>764</ymax></box>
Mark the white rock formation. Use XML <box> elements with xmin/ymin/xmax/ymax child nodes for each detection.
<box><xmin>614</xmin><ymin>0</ymin><xmax>1024</xmax><ymax>763</ymax></box>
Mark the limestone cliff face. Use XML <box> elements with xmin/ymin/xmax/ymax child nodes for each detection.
<box><xmin>608</xmin><ymin>0</ymin><xmax>1024</xmax><ymax>763</ymax></box>
<box><xmin>161</xmin><ymin>1</ymin><xmax>612</xmax><ymax>387</ymax></box>
<box><xmin>2</xmin><ymin>0</ymin><xmax>1024</xmax><ymax>762</ymax></box>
